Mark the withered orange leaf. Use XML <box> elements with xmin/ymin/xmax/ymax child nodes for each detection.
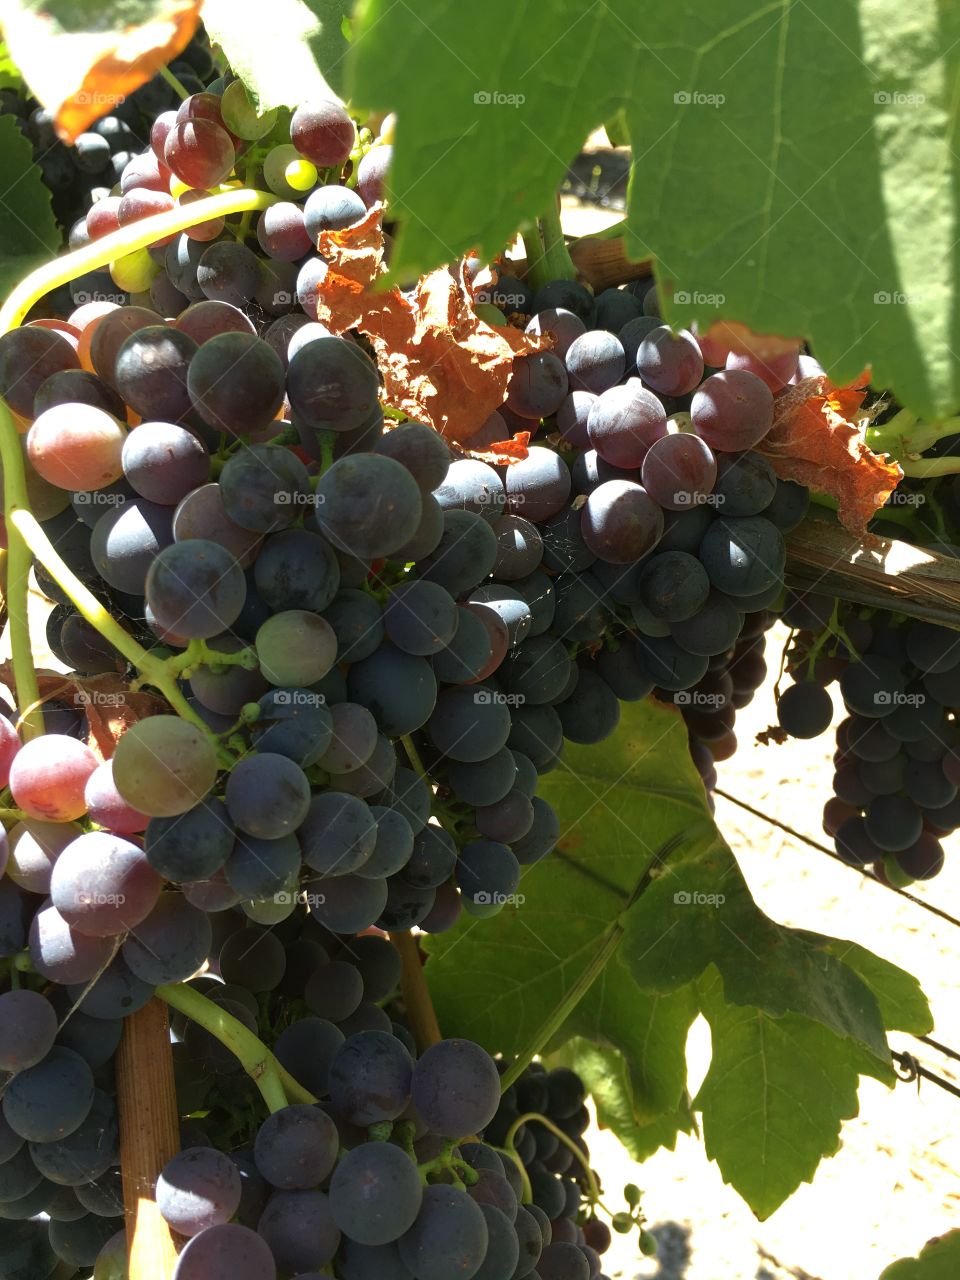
<box><xmin>757</xmin><ymin>374</ymin><xmax>902</xmax><ymax>535</ymax></box>
<box><xmin>464</xmin><ymin>432</ymin><xmax>532</xmax><ymax>466</ymax></box>
<box><xmin>3</xmin><ymin>0</ymin><xmax>202</xmax><ymax>142</ymax></box>
<box><xmin>0</xmin><ymin>665</ymin><xmax>165</xmax><ymax>760</ymax></box>
<box><xmin>312</xmin><ymin>218</ymin><xmax>543</xmax><ymax>443</ymax></box>
<box><xmin>699</xmin><ymin>320</ymin><xmax>803</xmax><ymax>361</ymax></box>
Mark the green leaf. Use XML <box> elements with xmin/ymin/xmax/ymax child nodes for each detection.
<box><xmin>879</xmin><ymin>1231</ymin><xmax>960</xmax><ymax>1279</ymax></box>
<box><xmin>203</xmin><ymin>0</ymin><xmax>352</xmax><ymax>110</ymax></box>
<box><xmin>619</xmin><ymin>848</ymin><xmax>893</xmax><ymax>1069</ymax></box>
<box><xmin>694</xmin><ymin>971</ymin><xmax>887</xmax><ymax>1219</ymax></box>
<box><xmin>815</xmin><ymin>935</ymin><xmax>933</xmax><ymax>1035</ymax></box>
<box><xmin>0</xmin><ymin>113</ymin><xmax>60</xmax><ymax>302</ymax></box>
<box><xmin>349</xmin><ymin>0</ymin><xmax>960</xmax><ymax>418</ymax></box>
<box><xmin>421</xmin><ymin>698</ymin><xmax>908</xmax><ymax>1212</ymax></box>
<box><xmin>422</xmin><ymin>697</ymin><xmax>710</xmax><ymax>1153</ymax></box>
<box><xmin>0</xmin><ymin>41</ymin><xmax>24</xmax><ymax>92</ymax></box>
<box><xmin>549</xmin><ymin>1035</ymin><xmax>695</xmax><ymax>1162</ymax></box>
<box><xmin>604</xmin><ymin>109</ymin><xmax>629</xmax><ymax>149</ymax></box>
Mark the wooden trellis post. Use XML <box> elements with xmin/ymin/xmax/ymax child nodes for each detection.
<box><xmin>116</xmin><ymin>998</ymin><xmax>181</xmax><ymax>1280</ymax></box>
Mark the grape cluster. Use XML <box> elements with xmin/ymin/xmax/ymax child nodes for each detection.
<box><xmin>776</xmin><ymin>594</ymin><xmax>960</xmax><ymax>884</ymax></box>
<box><xmin>459</xmin><ymin>270</ymin><xmax>811</xmax><ymax>792</ymax></box>
<box><xmin>0</xmin><ymin>29</ymin><xmax>217</xmax><ymax>236</ymax></box>
<box><xmin>485</xmin><ymin>1061</ymin><xmax>654</xmax><ymax>1277</ymax></box>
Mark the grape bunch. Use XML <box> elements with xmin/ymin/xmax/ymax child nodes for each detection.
<box><xmin>456</xmin><ymin>269</ymin><xmax>811</xmax><ymax>792</ymax></box>
<box><xmin>0</xmin><ymin>28</ymin><xmax>217</xmax><ymax>236</ymax></box>
<box><xmin>485</xmin><ymin>1060</ymin><xmax>655</xmax><ymax>1277</ymax></box>
<box><xmin>775</xmin><ymin>594</ymin><xmax>960</xmax><ymax>884</ymax></box>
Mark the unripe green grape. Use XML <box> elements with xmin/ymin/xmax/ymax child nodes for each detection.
<box><xmin>221</xmin><ymin>80</ymin><xmax>278</xmax><ymax>140</ymax></box>
<box><xmin>110</xmin><ymin>248</ymin><xmax>160</xmax><ymax>293</ymax></box>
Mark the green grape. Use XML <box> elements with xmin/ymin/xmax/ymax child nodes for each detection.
<box><xmin>256</xmin><ymin>610</ymin><xmax>338</xmax><ymax>686</ymax></box>
<box><xmin>113</xmin><ymin>716</ymin><xmax>218</xmax><ymax>817</ymax></box>
<box><xmin>220</xmin><ymin>80</ymin><xmax>278</xmax><ymax>140</ymax></box>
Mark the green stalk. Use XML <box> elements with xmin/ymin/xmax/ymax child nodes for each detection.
<box><xmin>156</xmin><ymin>983</ymin><xmax>316</xmax><ymax>1112</ymax></box>
<box><xmin>159</xmin><ymin>65</ymin><xmax>192</xmax><ymax>101</ymax></box>
<box><xmin>864</xmin><ymin>409</ymin><xmax>960</xmax><ymax>461</ymax></box>
<box><xmin>499</xmin><ymin>835</ymin><xmax>683</xmax><ymax>1093</ymax></box>
<box><xmin>899</xmin><ymin>456</ymin><xmax>960</xmax><ymax>478</ymax></box>
<box><xmin>0</xmin><ymin>190</ymin><xmax>277</xmax><ymax>748</ymax></box>
<box><xmin>505</xmin><ymin>1111</ymin><xmax>602</xmax><ymax>1205</ymax></box>
<box><xmin>498</xmin><ymin>923</ymin><xmax>626</xmax><ymax>1093</ymax></box>
<box><xmin>8</xmin><ymin>506</ymin><xmax>228</xmax><ymax>759</ymax></box>
<box><xmin>523</xmin><ymin>201</ymin><xmax>577</xmax><ymax>294</ymax></box>
<box><xmin>0</xmin><ymin>188</ymin><xmax>279</xmax><ymax>331</ymax></box>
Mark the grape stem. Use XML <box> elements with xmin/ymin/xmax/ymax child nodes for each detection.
<box><xmin>0</xmin><ymin>188</ymin><xmax>279</xmax><ymax>332</ymax></box>
<box><xmin>417</xmin><ymin>1141</ymin><xmax>480</xmax><ymax>1188</ymax></box>
<box><xmin>504</xmin><ymin>1110</ymin><xmax>602</xmax><ymax>1205</ymax></box>
<box><xmin>864</xmin><ymin>408</ymin><xmax>960</xmax><ymax>461</ymax></box>
<box><xmin>156</xmin><ymin>982</ymin><xmax>316</xmax><ymax>1112</ymax></box>
<box><xmin>0</xmin><ymin>189</ymin><xmax>278</xmax><ymax>743</ymax></box>
<box><xmin>522</xmin><ymin>199</ymin><xmax>578</xmax><ymax>294</ymax></box>
<box><xmin>499</xmin><ymin>834</ymin><xmax>684</xmax><ymax>1094</ymax></box>
<box><xmin>152</xmin><ymin>638</ymin><xmax>260</xmax><ymax>682</ymax></box>
<box><xmin>5</xmin><ymin>503</ymin><xmax>231</xmax><ymax>759</ymax></box>
<box><xmin>158</xmin><ymin>65</ymin><xmax>192</xmax><ymax>101</ymax></box>
<box><xmin>390</xmin><ymin>929</ymin><xmax>442</xmax><ymax>1052</ymax></box>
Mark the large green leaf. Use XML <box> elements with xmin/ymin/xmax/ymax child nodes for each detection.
<box><xmin>0</xmin><ymin>113</ymin><xmax>60</xmax><ymax>301</ymax></box>
<box><xmin>879</xmin><ymin>1231</ymin><xmax>960</xmax><ymax>1279</ymax></box>
<box><xmin>349</xmin><ymin>0</ymin><xmax>960</xmax><ymax>418</ymax></box>
<box><xmin>551</xmin><ymin>1036</ymin><xmax>695</xmax><ymax>1163</ymax></box>
<box><xmin>620</xmin><ymin>851</ymin><xmax>892</xmax><ymax>1065</ymax></box>
<box><xmin>695</xmin><ymin>971</ymin><xmax>890</xmax><ymax>1219</ymax></box>
<box><xmin>816</xmin><ymin>935</ymin><xmax>933</xmax><ymax>1036</ymax></box>
<box><xmin>203</xmin><ymin>0</ymin><xmax>351</xmax><ymax>110</ymax></box>
<box><xmin>422</xmin><ymin>698</ymin><xmax>910</xmax><ymax>1214</ymax></box>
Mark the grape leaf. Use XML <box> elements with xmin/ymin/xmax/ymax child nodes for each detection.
<box><xmin>308</xmin><ymin>209</ymin><xmax>543</xmax><ymax>442</ymax></box>
<box><xmin>695</xmin><ymin>971</ymin><xmax>890</xmax><ymax>1219</ymax></box>
<box><xmin>879</xmin><ymin>1231</ymin><xmax>960</xmax><ymax>1279</ymax></box>
<box><xmin>547</xmin><ymin>1036</ymin><xmax>695</xmax><ymax>1163</ymax></box>
<box><xmin>0</xmin><ymin>40</ymin><xmax>24</xmax><ymax>92</ymax></box>
<box><xmin>619</xmin><ymin>847</ymin><xmax>893</xmax><ymax>1067</ymax></box>
<box><xmin>422</xmin><ymin>698</ymin><xmax>906</xmax><ymax>1208</ymax></box>
<box><xmin>202</xmin><ymin>0</ymin><xmax>351</xmax><ymax>110</ymax></box>
<box><xmin>2</xmin><ymin>0</ymin><xmax>202</xmax><ymax>141</ymax></box>
<box><xmin>349</xmin><ymin>0</ymin><xmax>960</xmax><ymax>418</ymax></box>
<box><xmin>814</xmin><ymin>936</ymin><xmax>933</xmax><ymax>1036</ymax></box>
<box><xmin>0</xmin><ymin>114</ymin><xmax>60</xmax><ymax>300</ymax></box>
<box><xmin>758</xmin><ymin>375</ymin><xmax>902</xmax><ymax>535</ymax></box>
